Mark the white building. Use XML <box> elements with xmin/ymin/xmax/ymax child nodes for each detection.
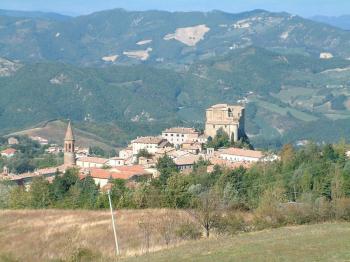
<box><xmin>131</xmin><ymin>136</ymin><xmax>170</xmax><ymax>156</ymax></box>
<box><xmin>76</xmin><ymin>156</ymin><xmax>109</xmax><ymax>168</ymax></box>
<box><xmin>7</xmin><ymin>137</ymin><xmax>19</xmax><ymax>145</ymax></box>
<box><xmin>218</xmin><ymin>148</ymin><xmax>264</xmax><ymax>163</ymax></box>
<box><xmin>107</xmin><ymin>157</ymin><xmax>125</xmax><ymax>167</ymax></box>
<box><xmin>30</xmin><ymin>136</ymin><xmax>49</xmax><ymax>145</ymax></box>
<box><xmin>119</xmin><ymin>147</ymin><xmax>133</xmax><ymax>159</ymax></box>
<box><xmin>75</xmin><ymin>147</ymin><xmax>89</xmax><ymax>158</ymax></box>
<box><xmin>162</xmin><ymin>127</ymin><xmax>200</xmax><ymax>146</ymax></box>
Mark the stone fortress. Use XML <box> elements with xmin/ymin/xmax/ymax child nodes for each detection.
<box><xmin>204</xmin><ymin>104</ymin><xmax>245</xmax><ymax>142</ymax></box>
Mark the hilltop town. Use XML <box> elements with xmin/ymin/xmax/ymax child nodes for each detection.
<box><xmin>0</xmin><ymin>104</ymin><xmax>277</xmax><ymax>189</ymax></box>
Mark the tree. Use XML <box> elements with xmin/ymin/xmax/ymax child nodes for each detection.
<box><xmin>188</xmin><ymin>190</ymin><xmax>222</xmax><ymax>238</ymax></box>
<box><xmin>207</xmin><ymin>128</ymin><xmax>230</xmax><ymax>149</ymax></box>
<box><xmin>50</xmin><ymin>168</ymin><xmax>79</xmax><ymax>201</ymax></box>
<box><xmin>89</xmin><ymin>146</ymin><xmax>107</xmax><ymax>157</ymax></box>
<box><xmin>30</xmin><ymin>177</ymin><xmax>51</xmax><ymax>208</ymax></box>
<box><xmin>322</xmin><ymin>144</ymin><xmax>337</xmax><ymax>162</ymax></box>
<box><xmin>8</xmin><ymin>186</ymin><xmax>30</xmax><ymax>209</ymax></box>
<box><xmin>136</xmin><ymin>149</ymin><xmax>153</xmax><ymax>160</ymax></box>
<box><xmin>0</xmin><ymin>181</ymin><xmax>13</xmax><ymax>208</ymax></box>
<box><xmin>156</xmin><ymin>155</ymin><xmax>178</xmax><ymax>184</ymax></box>
<box><xmin>109</xmin><ymin>179</ymin><xmax>129</xmax><ymax>208</ymax></box>
<box><xmin>280</xmin><ymin>143</ymin><xmax>295</xmax><ymax>170</ymax></box>
<box><xmin>78</xmin><ymin>175</ymin><xmax>99</xmax><ymax>209</ymax></box>
<box><xmin>165</xmin><ymin>174</ymin><xmax>191</xmax><ymax>208</ymax></box>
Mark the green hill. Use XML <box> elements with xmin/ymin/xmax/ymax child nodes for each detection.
<box><xmin>1</xmin><ymin>45</ymin><xmax>350</xmax><ymax>147</ymax></box>
<box><xmin>1</xmin><ymin>9</ymin><xmax>350</xmax><ymax>147</ymax></box>
<box><xmin>123</xmin><ymin>222</ymin><xmax>350</xmax><ymax>262</ymax></box>
<box><xmin>1</xmin><ymin>9</ymin><xmax>350</xmax><ymax>66</ymax></box>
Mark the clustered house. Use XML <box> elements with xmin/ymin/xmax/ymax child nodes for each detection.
<box><xmin>162</xmin><ymin>127</ymin><xmax>200</xmax><ymax>147</ymax></box>
<box><xmin>0</xmin><ymin>104</ymin><xmax>279</xmax><ymax>190</ymax></box>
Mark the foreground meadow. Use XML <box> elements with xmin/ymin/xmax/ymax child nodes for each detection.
<box><xmin>0</xmin><ymin>210</ymin><xmax>350</xmax><ymax>261</ymax></box>
<box><xmin>0</xmin><ymin>209</ymin><xmax>193</xmax><ymax>261</ymax></box>
<box><xmin>124</xmin><ymin>222</ymin><xmax>350</xmax><ymax>262</ymax></box>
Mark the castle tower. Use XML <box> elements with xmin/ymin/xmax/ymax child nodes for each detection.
<box><xmin>204</xmin><ymin>104</ymin><xmax>245</xmax><ymax>142</ymax></box>
<box><xmin>64</xmin><ymin>121</ymin><xmax>76</xmax><ymax>166</ymax></box>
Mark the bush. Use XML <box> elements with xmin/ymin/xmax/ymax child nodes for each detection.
<box><xmin>254</xmin><ymin>188</ymin><xmax>287</xmax><ymax>229</ymax></box>
<box><xmin>213</xmin><ymin>212</ymin><xmax>247</xmax><ymax>235</ymax></box>
<box><xmin>68</xmin><ymin>248</ymin><xmax>101</xmax><ymax>262</ymax></box>
<box><xmin>175</xmin><ymin>222</ymin><xmax>202</xmax><ymax>240</ymax></box>
<box><xmin>332</xmin><ymin>198</ymin><xmax>350</xmax><ymax>220</ymax></box>
<box><xmin>281</xmin><ymin>202</ymin><xmax>314</xmax><ymax>225</ymax></box>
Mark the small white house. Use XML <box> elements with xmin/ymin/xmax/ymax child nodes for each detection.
<box><xmin>1</xmin><ymin>148</ymin><xmax>17</xmax><ymax>158</ymax></box>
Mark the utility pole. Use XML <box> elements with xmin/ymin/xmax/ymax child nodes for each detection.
<box><xmin>293</xmin><ymin>184</ymin><xmax>297</xmax><ymax>202</ymax></box>
<box><xmin>108</xmin><ymin>190</ymin><xmax>120</xmax><ymax>256</ymax></box>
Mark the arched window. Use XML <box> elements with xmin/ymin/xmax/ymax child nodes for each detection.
<box><xmin>228</xmin><ymin>108</ymin><xmax>233</xmax><ymax>117</ymax></box>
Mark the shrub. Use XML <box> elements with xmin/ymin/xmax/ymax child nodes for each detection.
<box><xmin>332</xmin><ymin>198</ymin><xmax>350</xmax><ymax>220</ymax></box>
<box><xmin>254</xmin><ymin>187</ymin><xmax>287</xmax><ymax>229</ymax></box>
<box><xmin>213</xmin><ymin>212</ymin><xmax>247</xmax><ymax>235</ymax></box>
<box><xmin>68</xmin><ymin>248</ymin><xmax>101</xmax><ymax>262</ymax></box>
<box><xmin>175</xmin><ymin>222</ymin><xmax>202</xmax><ymax>240</ymax></box>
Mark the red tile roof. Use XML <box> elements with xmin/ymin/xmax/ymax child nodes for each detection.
<box><xmin>87</xmin><ymin>166</ymin><xmax>151</xmax><ymax>180</ymax></box>
<box><xmin>1</xmin><ymin>148</ymin><xmax>17</xmax><ymax>155</ymax></box>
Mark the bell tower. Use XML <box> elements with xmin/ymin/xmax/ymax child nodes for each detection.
<box><xmin>64</xmin><ymin>121</ymin><xmax>76</xmax><ymax>166</ymax></box>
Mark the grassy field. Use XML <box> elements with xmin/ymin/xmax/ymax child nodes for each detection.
<box><xmin>9</xmin><ymin>120</ymin><xmax>115</xmax><ymax>150</ymax></box>
<box><xmin>124</xmin><ymin>222</ymin><xmax>350</xmax><ymax>262</ymax></box>
<box><xmin>254</xmin><ymin>98</ymin><xmax>318</xmax><ymax>122</ymax></box>
<box><xmin>1</xmin><ymin>210</ymin><xmax>349</xmax><ymax>261</ymax></box>
<box><xmin>0</xmin><ymin>209</ymin><xmax>194</xmax><ymax>262</ymax></box>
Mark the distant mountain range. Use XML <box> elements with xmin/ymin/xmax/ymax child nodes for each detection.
<box><xmin>311</xmin><ymin>15</ymin><xmax>350</xmax><ymax>30</ymax></box>
<box><xmin>0</xmin><ymin>9</ymin><xmax>71</xmax><ymax>21</ymax></box>
<box><xmin>1</xmin><ymin>9</ymin><xmax>350</xmax><ymax>148</ymax></box>
<box><xmin>1</xmin><ymin>8</ymin><xmax>350</xmax><ymax>66</ymax></box>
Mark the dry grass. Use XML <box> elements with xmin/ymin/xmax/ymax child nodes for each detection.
<box><xmin>0</xmin><ymin>209</ymin><xmax>194</xmax><ymax>261</ymax></box>
<box><xmin>8</xmin><ymin>120</ymin><xmax>113</xmax><ymax>150</ymax></box>
<box><xmin>123</xmin><ymin>222</ymin><xmax>350</xmax><ymax>262</ymax></box>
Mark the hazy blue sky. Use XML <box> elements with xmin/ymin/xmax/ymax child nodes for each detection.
<box><xmin>0</xmin><ymin>0</ymin><xmax>348</xmax><ymax>17</ymax></box>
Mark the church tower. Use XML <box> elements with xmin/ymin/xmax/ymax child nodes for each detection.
<box><xmin>64</xmin><ymin>121</ymin><xmax>76</xmax><ymax>166</ymax></box>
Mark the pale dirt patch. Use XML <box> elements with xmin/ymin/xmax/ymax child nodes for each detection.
<box><xmin>102</xmin><ymin>55</ymin><xmax>119</xmax><ymax>62</ymax></box>
<box><xmin>164</xmin><ymin>24</ymin><xmax>210</xmax><ymax>46</ymax></box>
<box><xmin>123</xmin><ymin>48</ymin><xmax>152</xmax><ymax>61</ymax></box>
<box><xmin>0</xmin><ymin>58</ymin><xmax>22</xmax><ymax>77</ymax></box>
<box><xmin>320</xmin><ymin>52</ymin><xmax>334</xmax><ymax>59</ymax></box>
<box><xmin>136</xmin><ymin>39</ymin><xmax>152</xmax><ymax>45</ymax></box>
